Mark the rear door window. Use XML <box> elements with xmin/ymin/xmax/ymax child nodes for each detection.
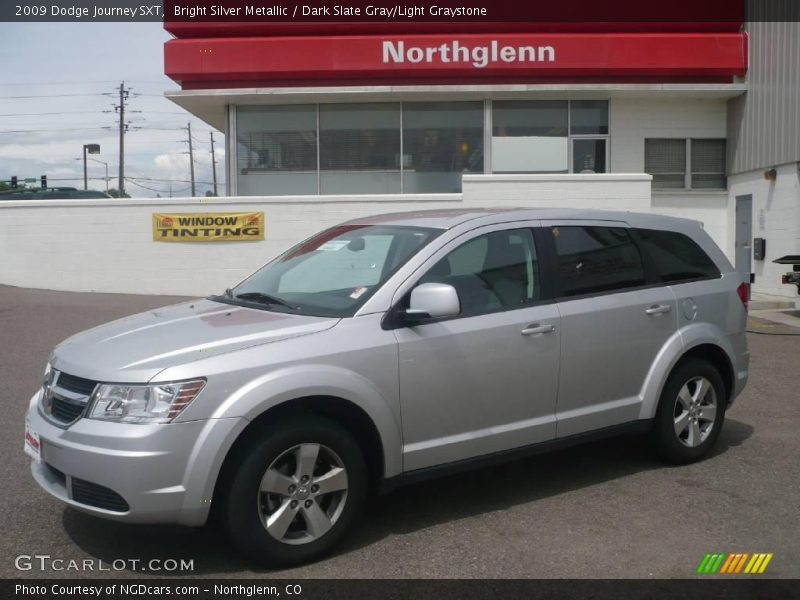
<box><xmin>635</xmin><ymin>228</ymin><xmax>721</xmax><ymax>283</ymax></box>
<box><xmin>549</xmin><ymin>226</ymin><xmax>646</xmax><ymax>297</ymax></box>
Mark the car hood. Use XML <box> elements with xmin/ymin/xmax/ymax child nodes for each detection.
<box><xmin>51</xmin><ymin>299</ymin><xmax>340</xmax><ymax>383</ymax></box>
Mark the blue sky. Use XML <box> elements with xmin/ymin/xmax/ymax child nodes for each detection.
<box><xmin>0</xmin><ymin>23</ymin><xmax>224</xmax><ymax>197</ymax></box>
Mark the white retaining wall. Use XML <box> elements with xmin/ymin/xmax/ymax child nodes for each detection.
<box><xmin>0</xmin><ymin>173</ymin><xmax>733</xmax><ymax>296</ymax></box>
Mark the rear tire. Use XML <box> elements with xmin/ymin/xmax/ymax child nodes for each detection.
<box><xmin>652</xmin><ymin>358</ymin><xmax>726</xmax><ymax>464</ymax></box>
<box><xmin>224</xmin><ymin>414</ymin><xmax>367</xmax><ymax>567</ymax></box>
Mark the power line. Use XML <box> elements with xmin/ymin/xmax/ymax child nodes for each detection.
<box><xmin>124</xmin><ymin>140</ymin><xmax>189</xmax><ymax>144</ymax></box>
<box><xmin>0</xmin><ymin>93</ymin><xmax>110</xmax><ymax>100</ymax></box>
<box><xmin>0</xmin><ymin>80</ymin><xmax>126</xmax><ymax>87</ymax></box>
<box><xmin>125</xmin><ymin>178</ymin><xmax>191</xmax><ymax>195</ymax></box>
<box><xmin>0</xmin><ymin>111</ymin><xmax>107</xmax><ymax>117</ymax></box>
<box><xmin>0</xmin><ymin>127</ymin><xmax>113</xmax><ymax>134</ymax></box>
<box><xmin>0</xmin><ymin>110</ymin><xmax>191</xmax><ymax>118</ymax></box>
<box><xmin>0</xmin><ymin>80</ymin><xmax>170</xmax><ymax>87</ymax></box>
<box><xmin>128</xmin><ymin>176</ymin><xmax>216</xmax><ymax>185</ymax></box>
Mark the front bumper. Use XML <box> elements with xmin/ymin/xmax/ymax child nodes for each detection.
<box><xmin>26</xmin><ymin>391</ymin><xmax>246</xmax><ymax>526</ymax></box>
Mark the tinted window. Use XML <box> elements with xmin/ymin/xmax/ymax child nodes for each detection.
<box><xmin>551</xmin><ymin>226</ymin><xmax>645</xmax><ymax>297</ymax></box>
<box><xmin>636</xmin><ymin>228</ymin><xmax>721</xmax><ymax>283</ymax></box>
<box><xmin>421</xmin><ymin>229</ymin><xmax>539</xmax><ymax>316</ymax></box>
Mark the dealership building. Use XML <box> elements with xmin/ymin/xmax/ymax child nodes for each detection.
<box><xmin>160</xmin><ymin>18</ymin><xmax>800</xmax><ymax>297</ymax></box>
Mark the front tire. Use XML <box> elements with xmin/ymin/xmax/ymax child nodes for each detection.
<box><xmin>652</xmin><ymin>358</ymin><xmax>726</xmax><ymax>464</ymax></box>
<box><xmin>224</xmin><ymin>414</ymin><xmax>367</xmax><ymax>567</ymax></box>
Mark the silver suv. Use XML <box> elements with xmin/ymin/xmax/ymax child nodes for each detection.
<box><xmin>24</xmin><ymin>208</ymin><xmax>750</xmax><ymax>565</ymax></box>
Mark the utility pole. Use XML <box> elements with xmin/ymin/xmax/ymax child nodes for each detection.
<box><xmin>210</xmin><ymin>132</ymin><xmax>218</xmax><ymax>196</ymax></box>
<box><xmin>187</xmin><ymin>122</ymin><xmax>196</xmax><ymax>197</ymax></box>
<box><xmin>115</xmin><ymin>82</ymin><xmax>130</xmax><ymax>196</ymax></box>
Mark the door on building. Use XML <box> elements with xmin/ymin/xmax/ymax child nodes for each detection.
<box><xmin>735</xmin><ymin>195</ymin><xmax>753</xmax><ymax>287</ymax></box>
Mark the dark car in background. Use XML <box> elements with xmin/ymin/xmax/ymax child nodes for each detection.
<box><xmin>0</xmin><ymin>187</ymin><xmax>112</xmax><ymax>200</ymax></box>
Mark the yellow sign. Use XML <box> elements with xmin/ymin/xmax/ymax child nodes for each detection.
<box><xmin>153</xmin><ymin>212</ymin><xmax>264</xmax><ymax>242</ymax></box>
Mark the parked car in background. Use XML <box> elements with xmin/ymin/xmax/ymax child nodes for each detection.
<box><xmin>24</xmin><ymin>208</ymin><xmax>749</xmax><ymax>566</ymax></box>
<box><xmin>0</xmin><ymin>187</ymin><xmax>111</xmax><ymax>200</ymax></box>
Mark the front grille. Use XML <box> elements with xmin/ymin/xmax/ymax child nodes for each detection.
<box><xmin>50</xmin><ymin>397</ymin><xmax>86</xmax><ymax>422</ymax></box>
<box><xmin>56</xmin><ymin>372</ymin><xmax>98</xmax><ymax>396</ymax></box>
<box><xmin>71</xmin><ymin>478</ymin><xmax>129</xmax><ymax>512</ymax></box>
<box><xmin>41</xmin><ymin>370</ymin><xmax>98</xmax><ymax>426</ymax></box>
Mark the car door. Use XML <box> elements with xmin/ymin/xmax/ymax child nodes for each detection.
<box><xmin>390</xmin><ymin>223</ymin><xmax>560</xmax><ymax>472</ymax></box>
<box><xmin>538</xmin><ymin>221</ymin><xmax>678</xmax><ymax>438</ymax></box>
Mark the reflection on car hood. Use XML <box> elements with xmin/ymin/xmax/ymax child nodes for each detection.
<box><xmin>51</xmin><ymin>299</ymin><xmax>339</xmax><ymax>382</ymax></box>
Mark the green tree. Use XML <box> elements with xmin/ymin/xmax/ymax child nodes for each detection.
<box><xmin>0</xmin><ymin>181</ymin><xmax>28</xmax><ymax>192</ymax></box>
<box><xmin>106</xmin><ymin>188</ymin><xmax>131</xmax><ymax>198</ymax></box>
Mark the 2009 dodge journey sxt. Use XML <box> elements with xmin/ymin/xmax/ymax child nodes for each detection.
<box><xmin>24</xmin><ymin>208</ymin><xmax>750</xmax><ymax>565</ymax></box>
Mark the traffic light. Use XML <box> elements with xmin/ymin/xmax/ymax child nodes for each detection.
<box><xmin>41</xmin><ymin>175</ymin><xmax>47</xmax><ymax>189</ymax></box>
<box><xmin>10</xmin><ymin>176</ymin><xmax>17</xmax><ymax>189</ymax></box>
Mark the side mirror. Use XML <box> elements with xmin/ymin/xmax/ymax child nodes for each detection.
<box><xmin>405</xmin><ymin>283</ymin><xmax>460</xmax><ymax>321</ymax></box>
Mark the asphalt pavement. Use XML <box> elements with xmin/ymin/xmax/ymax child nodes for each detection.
<box><xmin>1</xmin><ymin>285</ymin><xmax>798</xmax><ymax>579</ymax></box>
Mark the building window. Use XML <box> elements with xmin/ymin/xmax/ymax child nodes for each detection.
<box><xmin>691</xmin><ymin>139</ymin><xmax>727</xmax><ymax>189</ymax></box>
<box><xmin>236</xmin><ymin>105</ymin><xmax>317</xmax><ymax>196</ymax></box>
<box><xmin>491</xmin><ymin>100</ymin><xmax>608</xmax><ymax>174</ymax></box>
<box><xmin>236</xmin><ymin>102</ymin><xmax>482</xmax><ymax>196</ymax></box>
<box><xmin>645</xmin><ymin>138</ymin><xmax>727</xmax><ymax>190</ymax></box>
<box><xmin>234</xmin><ymin>100</ymin><xmax>611</xmax><ymax>195</ymax></box>
<box><xmin>492</xmin><ymin>100</ymin><xmax>568</xmax><ymax>173</ymax></box>
<box><xmin>319</xmin><ymin>103</ymin><xmax>401</xmax><ymax>194</ymax></box>
<box><xmin>402</xmin><ymin>102</ymin><xmax>484</xmax><ymax>193</ymax></box>
<box><xmin>570</xmin><ymin>100</ymin><xmax>609</xmax><ymax>135</ymax></box>
<box><xmin>573</xmin><ymin>139</ymin><xmax>607</xmax><ymax>174</ymax></box>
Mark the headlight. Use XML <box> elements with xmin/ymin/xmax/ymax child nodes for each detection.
<box><xmin>43</xmin><ymin>362</ymin><xmax>52</xmax><ymax>387</ymax></box>
<box><xmin>88</xmin><ymin>379</ymin><xmax>206</xmax><ymax>424</ymax></box>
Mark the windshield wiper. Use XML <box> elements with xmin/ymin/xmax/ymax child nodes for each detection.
<box><xmin>233</xmin><ymin>291</ymin><xmax>296</xmax><ymax>309</ymax></box>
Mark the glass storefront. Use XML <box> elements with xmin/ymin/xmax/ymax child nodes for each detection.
<box><xmin>320</xmin><ymin>103</ymin><xmax>401</xmax><ymax>194</ymax></box>
<box><xmin>235</xmin><ymin>100</ymin><xmax>609</xmax><ymax>195</ymax></box>
<box><xmin>402</xmin><ymin>102</ymin><xmax>484</xmax><ymax>193</ymax></box>
<box><xmin>236</xmin><ymin>105</ymin><xmax>318</xmax><ymax>196</ymax></box>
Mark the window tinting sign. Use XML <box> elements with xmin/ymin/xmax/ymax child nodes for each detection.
<box><xmin>153</xmin><ymin>212</ymin><xmax>264</xmax><ymax>242</ymax></box>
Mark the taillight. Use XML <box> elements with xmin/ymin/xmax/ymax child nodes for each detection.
<box><xmin>737</xmin><ymin>282</ymin><xmax>750</xmax><ymax>312</ymax></box>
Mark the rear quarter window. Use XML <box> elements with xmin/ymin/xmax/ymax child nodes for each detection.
<box><xmin>550</xmin><ymin>226</ymin><xmax>646</xmax><ymax>297</ymax></box>
<box><xmin>635</xmin><ymin>228</ymin><xmax>721</xmax><ymax>283</ymax></box>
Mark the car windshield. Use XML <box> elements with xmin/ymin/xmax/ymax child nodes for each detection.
<box><xmin>216</xmin><ymin>224</ymin><xmax>441</xmax><ymax>317</ymax></box>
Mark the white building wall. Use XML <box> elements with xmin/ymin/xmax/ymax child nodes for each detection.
<box><xmin>728</xmin><ymin>162</ymin><xmax>800</xmax><ymax>298</ymax></box>
<box><xmin>0</xmin><ymin>175</ymin><xmax>653</xmax><ymax>296</ymax></box>
<box><xmin>609</xmin><ymin>97</ymin><xmax>733</xmax><ymax>261</ymax></box>
<box><xmin>609</xmin><ymin>97</ymin><xmax>728</xmax><ymax>172</ymax></box>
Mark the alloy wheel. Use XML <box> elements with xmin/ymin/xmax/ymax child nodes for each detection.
<box><xmin>257</xmin><ymin>443</ymin><xmax>349</xmax><ymax>545</ymax></box>
<box><xmin>673</xmin><ymin>376</ymin><xmax>718</xmax><ymax>448</ymax></box>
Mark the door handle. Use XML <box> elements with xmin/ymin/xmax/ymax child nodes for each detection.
<box><xmin>521</xmin><ymin>323</ymin><xmax>556</xmax><ymax>336</ymax></box>
<box><xmin>645</xmin><ymin>304</ymin><xmax>672</xmax><ymax>316</ymax></box>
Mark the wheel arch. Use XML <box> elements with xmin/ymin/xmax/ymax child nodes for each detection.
<box><xmin>676</xmin><ymin>343</ymin><xmax>735</xmax><ymax>405</ymax></box>
<box><xmin>639</xmin><ymin>325</ymin><xmax>737</xmax><ymax>420</ymax></box>
<box><xmin>210</xmin><ymin>394</ymin><xmax>388</xmax><ymax>522</ymax></box>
